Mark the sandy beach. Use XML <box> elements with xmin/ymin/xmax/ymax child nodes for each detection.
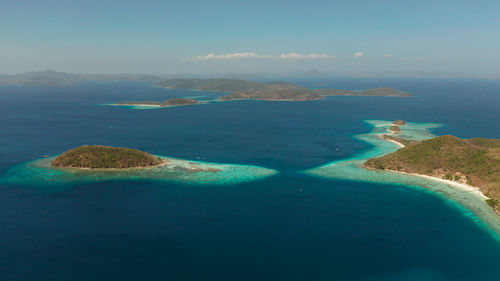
<box><xmin>111</xmin><ymin>103</ymin><xmax>161</xmax><ymax>107</ymax></box>
<box><xmin>378</xmin><ymin>134</ymin><xmax>491</xmax><ymax>201</ymax></box>
<box><xmin>384</xmin><ymin>138</ymin><xmax>405</xmax><ymax>148</ymax></box>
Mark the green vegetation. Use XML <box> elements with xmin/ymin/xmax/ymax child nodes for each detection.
<box><xmin>161</xmin><ymin>98</ymin><xmax>197</xmax><ymax>106</ymax></box>
<box><xmin>314</xmin><ymin>86</ymin><xmax>410</xmax><ymax>97</ymax></box>
<box><xmin>487</xmin><ymin>199</ymin><xmax>499</xmax><ymax>208</ymax></box>
<box><xmin>156</xmin><ymin>79</ymin><xmax>410</xmax><ymax>101</ymax></box>
<box><xmin>389</xmin><ymin>126</ymin><xmax>401</xmax><ymax>134</ymax></box>
<box><xmin>365</xmin><ymin>135</ymin><xmax>500</xmax><ymax>212</ymax></box>
<box><xmin>51</xmin><ymin>145</ymin><xmax>163</xmax><ymax>169</ymax></box>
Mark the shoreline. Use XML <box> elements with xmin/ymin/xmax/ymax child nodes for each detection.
<box><xmin>52</xmin><ymin>158</ymin><xmax>169</xmax><ymax>171</ymax></box>
<box><xmin>384</xmin><ymin>168</ymin><xmax>489</xmax><ymax>200</ymax></box>
<box><xmin>110</xmin><ymin>101</ymin><xmax>205</xmax><ymax>108</ymax></box>
<box><xmin>383</xmin><ymin>138</ymin><xmax>405</xmax><ymax>148</ymax></box>
<box><xmin>217</xmin><ymin>97</ymin><xmax>323</xmax><ymax>102</ymax></box>
<box><xmin>374</xmin><ymin>134</ymin><xmax>493</xmax><ymax>207</ymax></box>
<box><xmin>307</xmin><ymin>120</ymin><xmax>500</xmax><ymax>237</ymax></box>
<box><xmin>1</xmin><ymin>155</ymin><xmax>279</xmax><ymax>186</ymax></box>
<box><xmin>111</xmin><ymin>103</ymin><xmax>161</xmax><ymax>107</ymax></box>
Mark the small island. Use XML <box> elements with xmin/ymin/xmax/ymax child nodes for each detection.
<box><xmin>2</xmin><ymin>146</ymin><xmax>279</xmax><ymax>186</ymax></box>
<box><xmin>389</xmin><ymin>126</ymin><xmax>401</xmax><ymax>134</ymax></box>
<box><xmin>113</xmin><ymin>79</ymin><xmax>410</xmax><ymax>107</ymax></box>
<box><xmin>114</xmin><ymin>98</ymin><xmax>197</xmax><ymax>108</ymax></box>
<box><xmin>387</xmin><ymin>119</ymin><xmax>407</xmax><ymax>134</ymax></box>
<box><xmin>156</xmin><ymin>79</ymin><xmax>411</xmax><ymax>101</ymax></box>
<box><xmin>51</xmin><ymin>145</ymin><xmax>164</xmax><ymax>169</ymax></box>
<box><xmin>364</xmin><ymin>135</ymin><xmax>500</xmax><ymax>213</ymax></box>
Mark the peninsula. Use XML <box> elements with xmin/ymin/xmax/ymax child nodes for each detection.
<box><xmin>51</xmin><ymin>145</ymin><xmax>164</xmax><ymax>169</ymax></box>
<box><xmin>306</xmin><ymin>120</ymin><xmax>500</xmax><ymax>234</ymax></box>
<box><xmin>156</xmin><ymin>78</ymin><xmax>411</xmax><ymax>101</ymax></box>
<box><xmin>113</xmin><ymin>98</ymin><xmax>198</xmax><ymax>107</ymax></box>
<box><xmin>365</xmin><ymin>135</ymin><xmax>500</xmax><ymax>213</ymax></box>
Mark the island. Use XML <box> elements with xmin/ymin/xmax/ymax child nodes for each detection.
<box><xmin>364</xmin><ymin>135</ymin><xmax>500</xmax><ymax>213</ymax></box>
<box><xmin>1</xmin><ymin>146</ymin><xmax>278</xmax><ymax>186</ymax></box>
<box><xmin>388</xmin><ymin>119</ymin><xmax>407</xmax><ymax>134</ymax></box>
<box><xmin>156</xmin><ymin>78</ymin><xmax>411</xmax><ymax>101</ymax></box>
<box><xmin>306</xmin><ymin>120</ymin><xmax>500</xmax><ymax>234</ymax></box>
<box><xmin>389</xmin><ymin>126</ymin><xmax>401</xmax><ymax>134</ymax></box>
<box><xmin>51</xmin><ymin>145</ymin><xmax>164</xmax><ymax>169</ymax></box>
<box><xmin>113</xmin><ymin>98</ymin><xmax>198</xmax><ymax>108</ymax></box>
<box><xmin>3</xmin><ymin>70</ymin><xmax>500</xmax><ymax>86</ymax></box>
<box><xmin>0</xmin><ymin>70</ymin><xmax>168</xmax><ymax>86</ymax></box>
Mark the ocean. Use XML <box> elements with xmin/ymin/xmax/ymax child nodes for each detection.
<box><xmin>1</xmin><ymin>78</ymin><xmax>500</xmax><ymax>280</ymax></box>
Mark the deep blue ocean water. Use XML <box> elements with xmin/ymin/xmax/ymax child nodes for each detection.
<box><xmin>1</xmin><ymin>78</ymin><xmax>500</xmax><ymax>280</ymax></box>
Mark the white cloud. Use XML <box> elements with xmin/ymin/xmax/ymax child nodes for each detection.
<box><xmin>279</xmin><ymin>53</ymin><xmax>336</xmax><ymax>59</ymax></box>
<box><xmin>384</xmin><ymin>54</ymin><xmax>393</xmax><ymax>58</ymax></box>
<box><xmin>184</xmin><ymin>52</ymin><xmax>271</xmax><ymax>61</ymax></box>
<box><xmin>354</xmin><ymin>52</ymin><xmax>364</xmax><ymax>58</ymax></box>
<box><xmin>415</xmin><ymin>57</ymin><xmax>425</xmax><ymax>61</ymax></box>
<box><xmin>184</xmin><ymin>52</ymin><xmax>336</xmax><ymax>61</ymax></box>
<box><xmin>441</xmin><ymin>57</ymin><xmax>449</xmax><ymax>60</ymax></box>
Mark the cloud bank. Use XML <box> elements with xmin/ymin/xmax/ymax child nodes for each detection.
<box><xmin>278</xmin><ymin>53</ymin><xmax>336</xmax><ymax>59</ymax></box>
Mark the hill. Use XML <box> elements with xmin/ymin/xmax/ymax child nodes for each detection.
<box><xmin>156</xmin><ymin>79</ymin><xmax>410</xmax><ymax>101</ymax></box>
<box><xmin>364</xmin><ymin>135</ymin><xmax>500</xmax><ymax>212</ymax></box>
<box><xmin>51</xmin><ymin>145</ymin><xmax>163</xmax><ymax>169</ymax></box>
<box><xmin>0</xmin><ymin>70</ymin><xmax>167</xmax><ymax>86</ymax></box>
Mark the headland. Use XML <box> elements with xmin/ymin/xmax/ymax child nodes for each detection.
<box><xmin>306</xmin><ymin>120</ymin><xmax>500</xmax><ymax>238</ymax></box>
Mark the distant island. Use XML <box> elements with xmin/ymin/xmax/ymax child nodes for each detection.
<box><xmin>51</xmin><ymin>145</ymin><xmax>164</xmax><ymax>169</ymax></box>
<box><xmin>0</xmin><ymin>70</ymin><xmax>169</xmax><ymax>86</ymax></box>
<box><xmin>156</xmin><ymin>78</ymin><xmax>411</xmax><ymax>101</ymax></box>
<box><xmin>365</xmin><ymin>134</ymin><xmax>500</xmax><ymax>213</ymax></box>
<box><xmin>2</xmin><ymin>70</ymin><xmax>500</xmax><ymax>87</ymax></box>
<box><xmin>113</xmin><ymin>98</ymin><xmax>198</xmax><ymax>108</ymax></box>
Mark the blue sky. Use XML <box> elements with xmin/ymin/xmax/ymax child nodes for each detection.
<box><xmin>1</xmin><ymin>0</ymin><xmax>499</xmax><ymax>74</ymax></box>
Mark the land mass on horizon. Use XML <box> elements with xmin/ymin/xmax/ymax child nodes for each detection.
<box><xmin>156</xmin><ymin>78</ymin><xmax>410</xmax><ymax>101</ymax></box>
<box><xmin>2</xmin><ymin>70</ymin><xmax>500</xmax><ymax>87</ymax></box>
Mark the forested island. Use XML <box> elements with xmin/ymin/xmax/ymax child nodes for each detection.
<box><xmin>365</xmin><ymin>134</ymin><xmax>500</xmax><ymax>213</ymax></box>
<box><xmin>156</xmin><ymin>78</ymin><xmax>411</xmax><ymax>101</ymax></box>
<box><xmin>51</xmin><ymin>145</ymin><xmax>164</xmax><ymax>169</ymax></box>
<box><xmin>114</xmin><ymin>98</ymin><xmax>198</xmax><ymax>107</ymax></box>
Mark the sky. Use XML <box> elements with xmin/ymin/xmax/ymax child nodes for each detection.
<box><xmin>1</xmin><ymin>0</ymin><xmax>499</xmax><ymax>74</ymax></box>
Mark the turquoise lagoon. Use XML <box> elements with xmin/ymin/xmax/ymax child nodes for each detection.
<box><xmin>3</xmin><ymin>80</ymin><xmax>500</xmax><ymax>280</ymax></box>
<box><xmin>0</xmin><ymin>155</ymin><xmax>277</xmax><ymax>186</ymax></box>
<box><xmin>306</xmin><ymin>120</ymin><xmax>500</xmax><ymax>239</ymax></box>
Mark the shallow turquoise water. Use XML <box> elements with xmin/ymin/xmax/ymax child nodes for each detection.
<box><xmin>307</xmin><ymin>120</ymin><xmax>500</xmax><ymax>240</ymax></box>
<box><xmin>0</xmin><ymin>156</ymin><xmax>277</xmax><ymax>186</ymax></box>
<box><xmin>2</xmin><ymin>80</ymin><xmax>500</xmax><ymax>280</ymax></box>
